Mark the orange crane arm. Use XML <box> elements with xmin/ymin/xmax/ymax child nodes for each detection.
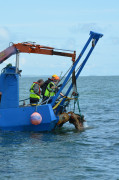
<box><xmin>13</xmin><ymin>42</ymin><xmax>76</xmax><ymax>62</ymax></box>
<box><xmin>0</xmin><ymin>42</ymin><xmax>76</xmax><ymax>64</ymax></box>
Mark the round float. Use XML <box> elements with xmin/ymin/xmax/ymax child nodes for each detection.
<box><xmin>30</xmin><ymin>112</ymin><xmax>42</xmax><ymax>125</ymax></box>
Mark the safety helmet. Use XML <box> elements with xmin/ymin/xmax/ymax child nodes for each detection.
<box><xmin>52</xmin><ymin>74</ymin><xmax>58</xmax><ymax>78</ymax></box>
<box><xmin>54</xmin><ymin>76</ymin><xmax>60</xmax><ymax>81</ymax></box>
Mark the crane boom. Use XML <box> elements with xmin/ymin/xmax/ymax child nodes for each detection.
<box><xmin>0</xmin><ymin>42</ymin><xmax>76</xmax><ymax>64</ymax></box>
<box><xmin>0</xmin><ymin>46</ymin><xmax>17</xmax><ymax>64</ymax></box>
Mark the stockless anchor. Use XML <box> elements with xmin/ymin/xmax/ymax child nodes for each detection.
<box><xmin>0</xmin><ymin>31</ymin><xmax>103</xmax><ymax>131</ymax></box>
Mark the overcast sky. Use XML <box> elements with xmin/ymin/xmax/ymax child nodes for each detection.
<box><xmin>0</xmin><ymin>0</ymin><xmax>119</xmax><ymax>76</ymax></box>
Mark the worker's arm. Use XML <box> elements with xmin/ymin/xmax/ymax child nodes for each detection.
<box><xmin>50</xmin><ymin>83</ymin><xmax>58</xmax><ymax>90</ymax></box>
<box><xmin>51</xmin><ymin>83</ymin><xmax>62</xmax><ymax>89</ymax></box>
<box><xmin>50</xmin><ymin>84</ymin><xmax>64</xmax><ymax>96</ymax></box>
<box><xmin>60</xmin><ymin>92</ymin><xmax>64</xmax><ymax>97</ymax></box>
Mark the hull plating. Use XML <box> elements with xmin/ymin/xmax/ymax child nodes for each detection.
<box><xmin>0</xmin><ymin>104</ymin><xmax>58</xmax><ymax>132</ymax></box>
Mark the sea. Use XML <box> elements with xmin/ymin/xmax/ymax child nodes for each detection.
<box><xmin>0</xmin><ymin>76</ymin><xmax>119</xmax><ymax>180</ymax></box>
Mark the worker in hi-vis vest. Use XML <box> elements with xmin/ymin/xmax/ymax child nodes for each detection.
<box><xmin>30</xmin><ymin>79</ymin><xmax>44</xmax><ymax>104</ymax></box>
<box><xmin>42</xmin><ymin>75</ymin><xmax>60</xmax><ymax>103</ymax></box>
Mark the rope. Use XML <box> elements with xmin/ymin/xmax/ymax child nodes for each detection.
<box><xmin>40</xmin><ymin>97</ymin><xmax>51</xmax><ymax>105</ymax></box>
<box><xmin>53</xmin><ymin>98</ymin><xmax>64</xmax><ymax>109</ymax></box>
<box><xmin>19</xmin><ymin>97</ymin><xmax>30</xmax><ymax>102</ymax></box>
<box><xmin>52</xmin><ymin>64</ymin><xmax>84</xmax><ymax>111</ymax></box>
<box><xmin>35</xmin><ymin>105</ymin><xmax>37</xmax><ymax>112</ymax></box>
<box><xmin>30</xmin><ymin>97</ymin><xmax>51</xmax><ymax>107</ymax></box>
<box><xmin>73</xmin><ymin>93</ymin><xmax>81</xmax><ymax>116</ymax></box>
<box><xmin>54</xmin><ymin>61</ymin><xmax>83</xmax><ymax>99</ymax></box>
<box><xmin>20</xmin><ymin>60</ymin><xmax>83</xmax><ymax>113</ymax></box>
<box><xmin>53</xmin><ymin>96</ymin><xmax>75</xmax><ymax>110</ymax></box>
<box><xmin>60</xmin><ymin>65</ymin><xmax>73</xmax><ymax>82</ymax></box>
<box><xmin>60</xmin><ymin>62</ymin><xmax>83</xmax><ymax>90</ymax></box>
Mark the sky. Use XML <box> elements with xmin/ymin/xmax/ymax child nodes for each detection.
<box><xmin>0</xmin><ymin>0</ymin><xmax>119</xmax><ymax>76</ymax></box>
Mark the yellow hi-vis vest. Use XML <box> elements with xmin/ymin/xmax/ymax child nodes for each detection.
<box><xmin>44</xmin><ymin>82</ymin><xmax>56</xmax><ymax>97</ymax></box>
<box><xmin>30</xmin><ymin>83</ymin><xmax>40</xmax><ymax>99</ymax></box>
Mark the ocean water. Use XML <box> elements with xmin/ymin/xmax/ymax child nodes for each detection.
<box><xmin>0</xmin><ymin>76</ymin><xmax>119</xmax><ymax>180</ymax></box>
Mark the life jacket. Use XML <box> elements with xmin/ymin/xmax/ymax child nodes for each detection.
<box><xmin>41</xmin><ymin>79</ymin><xmax>52</xmax><ymax>97</ymax></box>
<box><xmin>44</xmin><ymin>81</ymin><xmax>56</xmax><ymax>97</ymax></box>
<box><xmin>30</xmin><ymin>82</ymin><xmax>41</xmax><ymax>99</ymax></box>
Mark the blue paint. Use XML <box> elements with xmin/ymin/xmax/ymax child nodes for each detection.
<box><xmin>0</xmin><ymin>31</ymin><xmax>103</xmax><ymax>131</ymax></box>
<box><xmin>0</xmin><ymin>66</ymin><xmax>19</xmax><ymax>108</ymax></box>
<box><xmin>0</xmin><ymin>104</ymin><xmax>58</xmax><ymax>131</ymax></box>
<box><xmin>55</xmin><ymin>31</ymin><xmax>103</xmax><ymax>114</ymax></box>
<box><xmin>51</xmin><ymin>33</ymin><xmax>93</xmax><ymax>106</ymax></box>
<box><xmin>0</xmin><ymin>66</ymin><xmax>58</xmax><ymax>131</ymax></box>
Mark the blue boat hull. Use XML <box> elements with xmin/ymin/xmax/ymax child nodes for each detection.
<box><xmin>0</xmin><ymin>104</ymin><xmax>59</xmax><ymax>132</ymax></box>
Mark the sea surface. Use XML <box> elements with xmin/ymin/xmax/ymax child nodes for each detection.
<box><xmin>0</xmin><ymin>76</ymin><xmax>119</xmax><ymax>180</ymax></box>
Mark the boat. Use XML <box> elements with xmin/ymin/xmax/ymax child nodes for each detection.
<box><xmin>0</xmin><ymin>31</ymin><xmax>103</xmax><ymax>131</ymax></box>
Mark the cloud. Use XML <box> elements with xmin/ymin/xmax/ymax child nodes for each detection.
<box><xmin>0</xmin><ymin>27</ymin><xmax>12</xmax><ymax>51</ymax></box>
<box><xmin>0</xmin><ymin>27</ymin><xmax>10</xmax><ymax>40</ymax></box>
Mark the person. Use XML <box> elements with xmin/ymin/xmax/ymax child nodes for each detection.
<box><xmin>41</xmin><ymin>74</ymin><xmax>59</xmax><ymax>99</ymax></box>
<box><xmin>30</xmin><ymin>79</ymin><xmax>44</xmax><ymax>104</ymax></box>
<box><xmin>42</xmin><ymin>75</ymin><xmax>60</xmax><ymax>103</ymax></box>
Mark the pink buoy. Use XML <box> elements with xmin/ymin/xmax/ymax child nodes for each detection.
<box><xmin>30</xmin><ymin>112</ymin><xmax>42</xmax><ymax>125</ymax></box>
